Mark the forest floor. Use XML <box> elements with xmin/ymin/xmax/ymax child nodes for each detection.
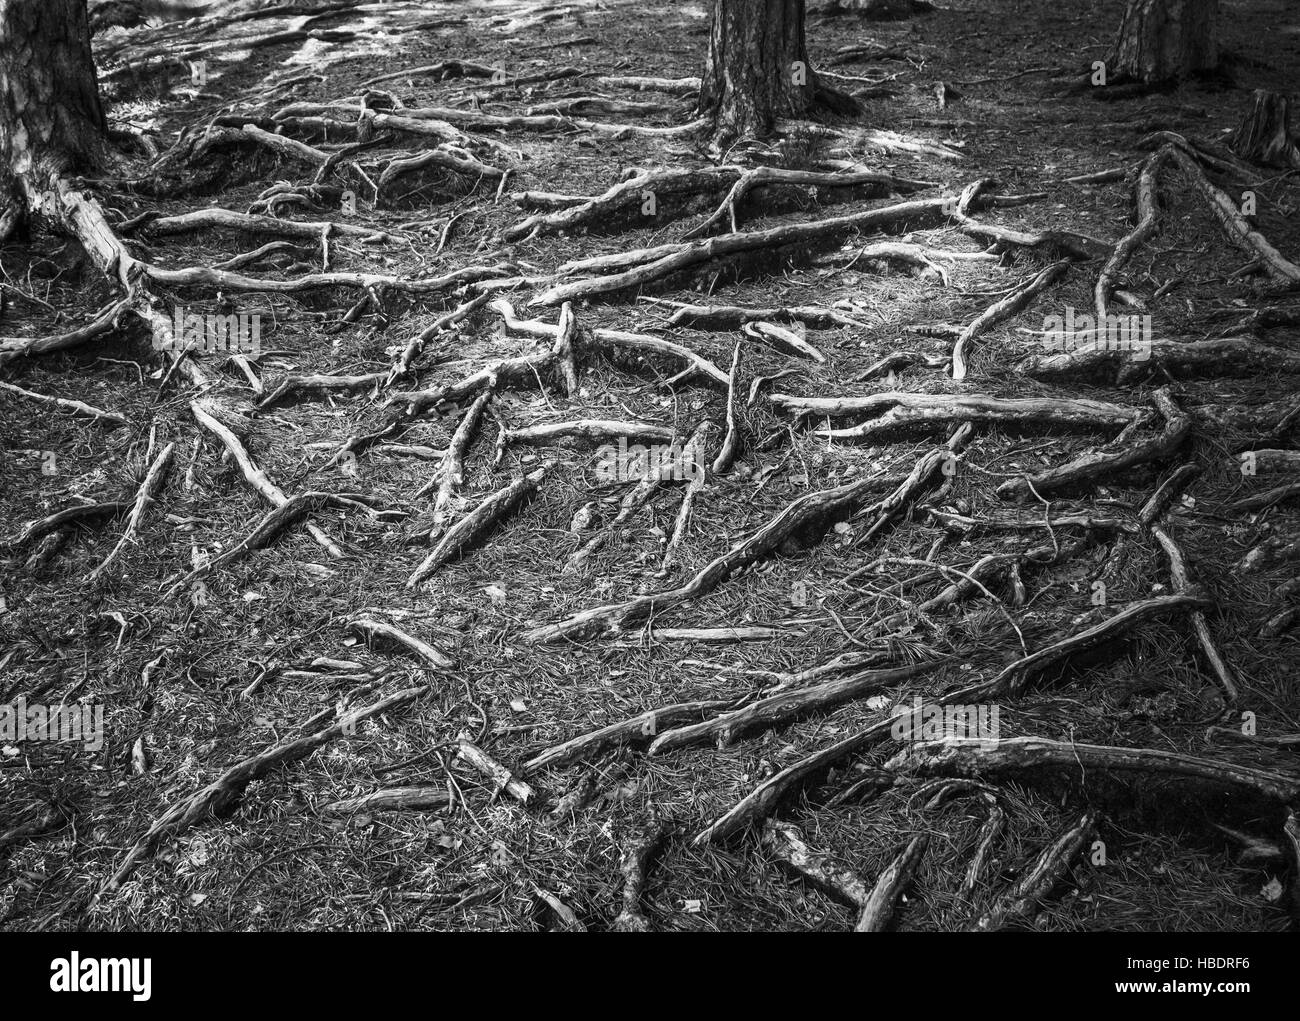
<box><xmin>2</xmin><ymin>0</ymin><xmax>1300</xmax><ymax>932</ymax></box>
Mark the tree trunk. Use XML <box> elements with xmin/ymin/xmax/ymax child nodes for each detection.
<box><xmin>1230</xmin><ymin>90</ymin><xmax>1300</xmax><ymax>169</ymax></box>
<box><xmin>1</xmin><ymin>0</ymin><xmax>107</xmax><ymax>222</ymax></box>
<box><xmin>698</xmin><ymin>0</ymin><xmax>818</xmax><ymax>145</ymax></box>
<box><xmin>1106</xmin><ymin>0</ymin><xmax>1219</xmax><ymax>84</ymax></box>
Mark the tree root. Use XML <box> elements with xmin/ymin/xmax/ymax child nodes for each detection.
<box><xmin>763</xmin><ymin>820</ymin><xmax>874</xmax><ymax>908</ymax></box>
<box><xmin>1095</xmin><ymin>146</ymin><xmax>1173</xmax><ymax>320</ymax></box>
<box><xmin>712</xmin><ymin>344</ymin><xmax>743</xmax><ymax>474</ymax></box>
<box><xmin>656</xmin><ymin>422</ymin><xmax>714</xmax><ymax>578</ymax></box>
<box><xmin>642</xmin><ymin>297</ymin><xmax>873</xmax><ymax>332</ymax></box>
<box><xmin>772</xmin><ymin>391</ymin><xmax>1140</xmax><ymax>441</ymax></box>
<box><xmin>1021</xmin><ymin>334</ymin><xmax>1300</xmax><ymax>383</ymax></box>
<box><xmin>415</xmin><ymin>389</ymin><xmax>491</xmax><ymax>537</ymax></box>
<box><xmin>98</xmin><ymin>684</ymin><xmax>429</xmax><ymax>898</ymax></box>
<box><xmin>346</xmin><ymin>617</ymin><xmax>454</xmax><ymax>670</ymax></box>
<box><xmin>0</xmin><ymin>379</ymin><xmax>127</xmax><ymax>426</ymax></box>
<box><xmin>191</xmin><ymin>399</ymin><xmax>343</xmax><ymax>557</ymax></box>
<box><xmin>612</xmin><ymin>819</ymin><xmax>672</xmax><ymax>932</ymax></box>
<box><xmin>995</xmin><ymin>387</ymin><xmax>1189</xmax><ymax>500</ymax></box>
<box><xmin>693</xmin><ymin>592</ymin><xmax>1206</xmax><ymax>844</ymax></box>
<box><xmin>526</xmin><ymin>431</ymin><xmax>967</xmax><ymax>644</ymax></box>
<box><xmin>494</xmin><ymin>419</ymin><xmax>675</xmax><ymax>468</ymax></box>
<box><xmin>139</xmin><ymin>206</ymin><xmax>395</xmax><ymax>244</ymax></box>
<box><xmin>407</xmin><ymin>463</ymin><xmax>549</xmax><ymax>586</ymax></box>
<box><xmin>1149</xmin><ymin>524</ymin><xmax>1239</xmax><ymax>704</ymax></box>
<box><xmin>647</xmin><ymin>659</ymin><xmax>943</xmax><ymax>755</ymax></box>
<box><xmin>855</xmin><ymin>833</ymin><xmax>929</xmax><ymax>932</ymax></box>
<box><xmin>87</xmin><ymin>442</ymin><xmax>175</xmax><ymax>583</ymax></box>
<box><xmin>951</xmin><ymin>260</ymin><xmax>1069</xmax><ymax>380</ymax></box>
<box><xmin>742</xmin><ymin>320</ymin><xmax>827</xmax><ymax>362</ymax></box>
<box><xmin>456</xmin><ymin>740</ymin><xmax>535</xmax><ymax>804</ymax></box>
<box><xmin>318</xmin><ymin>785</ymin><xmax>449</xmax><ymax>815</ymax></box>
<box><xmin>0</xmin><ymin>501</ymin><xmax>130</xmax><ymax>554</ymax></box>
<box><xmin>524</xmin><ymin>699</ymin><xmax>737</xmax><ymax>773</ymax></box>
<box><xmin>531</xmin><ymin>190</ymin><xmax>993</xmax><ymax>307</ymax></box>
<box><xmin>886</xmin><ymin>736</ymin><xmax>1300</xmax><ymax>804</ymax></box>
<box><xmin>966</xmin><ymin>812</ymin><xmax>1094</xmax><ymax>932</ymax></box>
<box><xmin>387</xmin><ymin>291</ymin><xmax>491</xmax><ymax>387</ymax></box>
<box><xmin>1167</xmin><ymin>144</ymin><xmax>1300</xmax><ymax>286</ymax></box>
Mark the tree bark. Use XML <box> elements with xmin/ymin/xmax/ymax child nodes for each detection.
<box><xmin>699</xmin><ymin>0</ymin><xmax>826</xmax><ymax>145</ymax></box>
<box><xmin>1230</xmin><ymin>90</ymin><xmax>1300</xmax><ymax>169</ymax></box>
<box><xmin>1106</xmin><ymin>0</ymin><xmax>1219</xmax><ymax>85</ymax></box>
<box><xmin>0</xmin><ymin>0</ymin><xmax>107</xmax><ymax>228</ymax></box>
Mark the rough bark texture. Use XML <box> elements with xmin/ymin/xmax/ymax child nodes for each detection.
<box><xmin>0</xmin><ymin>0</ymin><xmax>107</xmax><ymax>199</ymax></box>
<box><xmin>1107</xmin><ymin>0</ymin><xmax>1219</xmax><ymax>84</ymax></box>
<box><xmin>1230</xmin><ymin>90</ymin><xmax>1300</xmax><ymax>169</ymax></box>
<box><xmin>698</xmin><ymin>0</ymin><xmax>816</xmax><ymax>144</ymax></box>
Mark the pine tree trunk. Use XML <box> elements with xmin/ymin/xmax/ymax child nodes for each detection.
<box><xmin>0</xmin><ymin>0</ymin><xmax>107</xmax><ymax>202</ymax></box>
<box><xmin>1230</xmin><ymin>90</ymin><xmax>1300</xmax><ymax>169</ymax></box>
<box><xmin>1107</xmin><ymin>0</ymin><xmax>1219</xmax><ymax>84</ymax></box>
<box><xmin>698</xmin><ymin>0</ymin><xmax>817</xmax><ymax>145</ymax></box>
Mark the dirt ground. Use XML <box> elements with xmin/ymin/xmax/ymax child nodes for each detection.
<box><xmin>2</xmin><ymin>0</ymin><xmax>1299</xmax><ymax>932</ymax></box>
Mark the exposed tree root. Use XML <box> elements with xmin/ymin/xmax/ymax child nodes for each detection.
<box><xmin>456</xmin><ymin>740</ymin><xmax>535</xmax><ymax>804</ymax></box>
<box><xmin>1167</xmin><ymin>144</ymin><xmax>1300</xmax><ymax>286</ymax></box>
<box><xmin>139</xmin><ymin>206</ymin><xmax>395</xmax><ymax>243</ymax></box>
<box><xmin>1239</xmin><ymin>535</ymin><xmax>1300</xmax><ymax>573</ymax></box>
<box><xmin>612</xmin><ymin>819</ymin><xmax>672</xmax><ymax>932</ymax></box>
<box><xmin>0</xmin><ymin>378</ymin><xmax>127</xmax><ymax>426</ymax></box>
<box><xmin>388</xmin><ymin>291</ymin><xmax>492</xmax><ymax>387</ymax></box>
<box><xmin>530</xmin><ymin>190</ymin><xmax>1000</xmax><ymax>307</ymax></box>
<box><xmin>346</xmin><ymin>617</ymin><xmax>454</xmax><ymax>670</ymax></box>
<box><xmin>98</xmin><ymin>684</ymin><xmax>429</xmax><ymax>898</ymax></box>
<box><xmin>855</xmin><ymin>351</ymin><xmax>952</xmax><ymax>380</ymax></box>
<box><xmin>763</xmin><ymin>820</ymin><xmax>874</xmax><ymax>908</ymax></box>
<box><xmin>680</xmin><ymin>165</ymin><xmax>932</xmax><ymax>240</ymax></box>
<box><xmin>526</xmin><ymin>431</ymin><xmax>968</xmax><ymax>643</ymax></box>
<box><xmin>642</xmin><ymin>298</ymin><xmax>873</xmax><ymax>331</ymax></box>
<box><xmin>564</xmin><ymin>449</ymin><xmax>687</xmax><ymax>573</ymax></box>
<box><xmin>656</xmin><ymin>422</ymin><xmax>713</xmax><ymax>578</ymax></box>
<box><xmin>712</xmin><ymin>344</ymin><xmax>743</xmax><ymax>474</ymax></box>
<box><xmin>694</xmin><ymin>592</ymin><xmax>1207</xmax><ymax>844</ymax></box>
<box><xmin>1149</xmin><ymin>523</ymin><xmax>1239</xmax><ymax>704</ymax></box>
<box><xmin>0</xmin><ymin>500</ymin><xmax>130</xmax><ymax>554</ymax></box>
<box><xmin>318</xmin><ymin>785</ymin><xmax>450</xmax><ymax>816</ymax></box>
<box><xmin>855</xmin><ymin>833</ymin><xmax>929</xmax><ymax>932</ymax></box>
<box><xmin>886</xmin><ymin>736</ymin><xmax>1300</xmax><ymax>803</ymax></box>
<box><xmin>1022</xmin><ymin>333</ymin><xmax>1300</xmax><ymax>383</ymax></box>
<box><xmin>772</xmin><ymin>391</ymin><xmax>1139</xmax><ymax>441</ymax></box>
<box><xmin>86</xmin><ymin>442</ymin><xmax>175</xmax><ymax>583</ymax></box>
<box><xmin>495</xmin><ymin>419</ymin><xmax>675</xmax><ymax>467</ymax></box>
<box><xmin>486</xmin><ymin>297</ymin><xmax>730</xmax><ymax>390</ymax></box>
<box><xmin>524</xmin><ymin>699</ymin><xmax>737</xmax><ymax>773</ymax></box>
<box><xmin>995</xmin><ymin>387</ymin><xmax>1189</xmax><ymax>500</ymax></box>
<box><xmin>647</xmin><ymin>659</ymin><xmax>943</xmax><ymax>755</ymax></box>
<box><xmin>408</xmin><ymin>463</ymin><xmax>549</xmax><ymax>586</ymax></box>
<box><xmin>950</xmin><ymin>260</ymin><xmax>1069</xmax><ymax>380</ymax></box>
<box><xmin>258</xmin><ymin>372</ymin><xmax>385</xmax><ymax>408</ymax></box>
<box><xmin>742</xmin><ymin>320</ymin><xmax>827</xmax><ymax>362</ymax></box>
<box><xmin>1095</xmin><ymin>145</ymin><xmax>1172</xmax><ymax>321</ymax></box>
<box><xmin>191</xmin><ymin>399</ymin><xmax>343</xmax><ymax>557</ymax></box>
<box><xmin>414</xmin><ymin>389</ymin><xmax>491</xmax><ymax>535</ymax></box>
<box><xmin>966</xmin><ymin>812</ymin><xmax>1095</xmax><ymax>932</ymax></box>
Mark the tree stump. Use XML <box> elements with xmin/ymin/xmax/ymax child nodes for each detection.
<box><xmin>1106</xmin><ymin>0</ymin><xmax>1219</xmax><ymax>85</ymax></box>
<box><xmin>1230</xmin><ymin>89</ymin><xmax>1300</xmax><ymax>169</ymax></box>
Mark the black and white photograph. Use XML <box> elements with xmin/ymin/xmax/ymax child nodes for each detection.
<box><xmin>0</xmin><ymin>0</ymin><xmax>1296</xmax><ymax>976</ymax></box>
